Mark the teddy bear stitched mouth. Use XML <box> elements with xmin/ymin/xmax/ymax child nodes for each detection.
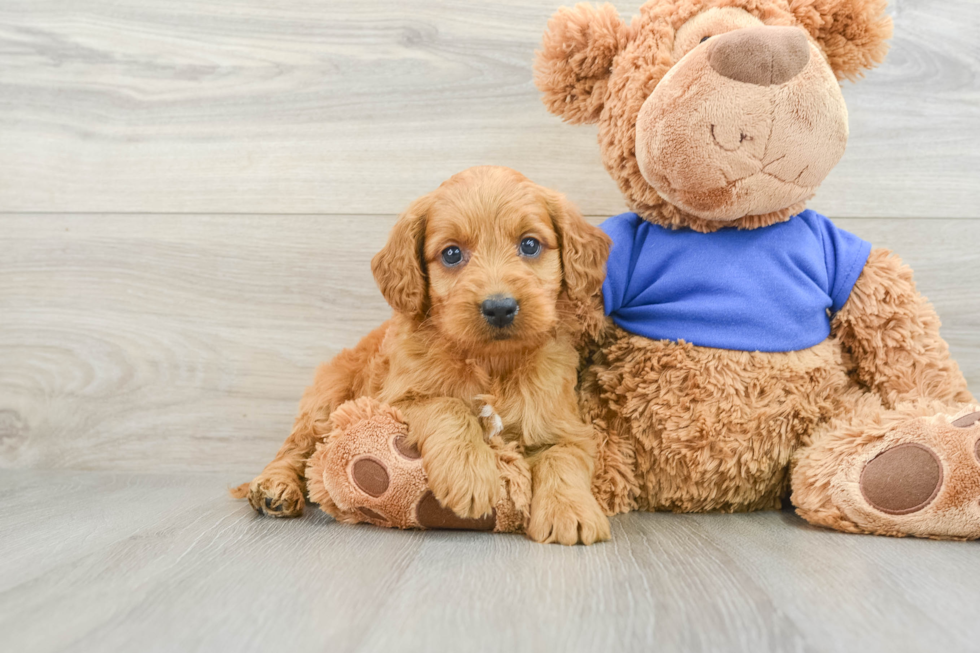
<box><xmin>710</xmin><ymin>124</ymin><xmax>749</xmax><ymax>153</ymax></box>
<box><xmin>706</xmin><ymin>132</ymin><xmax>814</xmax><ymax>191</ymax></box>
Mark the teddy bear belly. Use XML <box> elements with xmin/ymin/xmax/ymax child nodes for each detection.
<box><xmin>595</xmin><ymin>327</ymin><xmax>856</xmax><ymax>513</ymax></box>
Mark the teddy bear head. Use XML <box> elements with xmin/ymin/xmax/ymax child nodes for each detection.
<box><xmin>534</xmin><ymin>0</ymin><xmax>892</xmax><ymax>232</ymax></box>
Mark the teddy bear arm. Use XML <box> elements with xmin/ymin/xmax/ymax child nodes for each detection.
<box><xmin>831</xmin><ymin>247</ymin><xmax>973</xmax><ymax>408</ymax></box>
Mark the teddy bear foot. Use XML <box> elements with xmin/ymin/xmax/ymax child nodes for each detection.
<box><xmin>305</xmin><ymin>397</ymin><xmax>530</xmax><ymax>533</ymax></box>
<box><xmin>832</xmin><ymin>406</ymin><xmax>980</xmax><ymax>540</ymax></box>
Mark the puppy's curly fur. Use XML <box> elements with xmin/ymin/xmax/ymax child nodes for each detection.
<box><xmin>233</xmin><ymin>166</ymin><xmax>612</xmax><ymax>545</ymax></box>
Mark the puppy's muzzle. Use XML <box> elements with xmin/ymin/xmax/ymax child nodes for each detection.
<box><xmin>481</xmin><ymin>295</ymin><xmax>519</xmax><ymax>329</ymax></box>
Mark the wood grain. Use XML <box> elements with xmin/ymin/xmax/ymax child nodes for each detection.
<box><xmin>0</xmin><ymin>0</ymin><xmax>977</xmax><ymax>218</ymax></box>
<box><xmin>0</xmin><ymin>214</ymin><xmax>977</xmax><ymax>474</ymax></box>
<box><xmin>2</xmin><ymin>470</ymin><xmax>979</xmax><ymax>653</ymax></box>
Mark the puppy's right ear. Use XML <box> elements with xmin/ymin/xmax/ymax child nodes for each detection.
<box><xmin>545</xmin><ymin>189</ymin><xmax>611</xmax><ymax>305</ymax></box>
<box><xmin>534</xmin><ymin>3</ymin><xmax>630</xmax><ymax>124</ymax></box>
<box><xmin>372</xmin><ymin>194</ymin><xmax>432</xmax><ymax>319</ymax></box>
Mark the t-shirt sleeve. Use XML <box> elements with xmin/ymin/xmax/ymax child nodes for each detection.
<box><xmin>599</xmin><ymin>213</ymin><xmax>639</xmax><ymax>317</ymax></box>
<box><xmin>816</xmin><ymin>213</ymin><xmax>873</xmax><ymax>313</ymax></box>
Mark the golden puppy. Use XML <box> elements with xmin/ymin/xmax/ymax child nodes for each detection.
<box><xmin>235</xmin><ymin>166</ymin><xmax>612</xmax><ymax>545</ymax></box>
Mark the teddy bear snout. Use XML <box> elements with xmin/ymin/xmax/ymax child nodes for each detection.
<box><xmin>633</xmin><ymin>20</ymin><xmax>847</xmax><ymax>222</ymax></box>
<box><xmin>708</xmin><ymin>26</ymin><xmax>810</xmax><ymax>87</ymax></box>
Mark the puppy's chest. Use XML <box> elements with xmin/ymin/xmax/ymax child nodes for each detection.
<box><xmin>481</xmin><ymin>377</ymin><xmax>550</xmax><ymax>449</ymax></box>
<box><xmin>419</xmin><ymin>347</ymin><xmax>572</xmax><ymax>448</ymax></box>
<box><xmin>419</xmin><ymin>365</ymin><xmax>532</xmax><ymax>438</ymax></box>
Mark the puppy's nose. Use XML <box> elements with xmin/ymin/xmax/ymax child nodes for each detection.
<box><xmin>481</xmin><ymin>295</ymin><xmax>518</xmax><ymax>328</ymax></box>
<box><xmin>708</xmin><ymin>26</ymin><xmax>810</xmax><ymax>86</ymax></box>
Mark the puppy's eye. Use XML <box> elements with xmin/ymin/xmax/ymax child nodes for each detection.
<box><xmin>700</xmin><ymin>35</ymin><xmax>711</xmax><ymax>43</ymax></box>
<box><xmin>441</xmin><ymin>246</ymin><xmax>463</xmax><ymax>267</ymax></box>
<box><xmin>519</xmin><ymin>237</ymin><xmax>541</xmax><ymax>258</ymax></box>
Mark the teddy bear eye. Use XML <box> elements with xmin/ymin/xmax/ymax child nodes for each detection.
<box><xmin>700</xmin><ymin>35</ymin><xmax>712</xmax><ymax>43</ymax></box>
<box><xmin>441</xmin><ymin>246</ymin><xmax>463</xmax><ymax>266</ymax></box>
<box><xmin>519</xmin><ymin>237</ymin><xmax>541</xmax><ymax>258</ymax></box>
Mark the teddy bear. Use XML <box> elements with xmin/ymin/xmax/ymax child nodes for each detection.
<box><xmin>303</xmin><ymin>0</ymin><xmax>980</xmax><ymax>541</ymax></box>
<box><xmin>532</xmin><ymin>0</ymin><xmax>980</xmax><ymax>539</ymax></box>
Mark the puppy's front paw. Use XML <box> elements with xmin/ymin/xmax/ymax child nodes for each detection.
<box><xmin>424</xmin><ymin>444</ymin><xmax>500</xmax><ymax>520</ymax></box>
<box><xmin>246</xmin><ymin>471</ymin><xmax>305</xmax><ymax>517</ymax></box>
<box><xmin>528</xmin><ymin>491</ymin><xmax>610</xmax><ymax>546</ymax></box>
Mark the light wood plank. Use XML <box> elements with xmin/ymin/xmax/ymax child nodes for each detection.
<box><xmin>688</xmin><ymin>512</ymin><xmax>980</xmax><ymax>652</ymax></box>
<box><xmin>2</xmin><ymin>470</ymin><xmax>979</xmax><ymax>653</ymax></box>
<box><xmin>1</xmin><ymin>214</ymin><xmax>977</xmax><ymax>473</ymax></box>
<box><xmin>0</xmin><ymin>0</ymin><xmax>977</xmax><ymax>218</ymax></box>
<box><xmin>0</xmin><ymin>214</ymin><xmax>393</xmax><ymax>472</ymax></box>
<box><xmin>0</xmin><ymin>470</ymin><xmax>221</xmax><ymax>594</ymax></box>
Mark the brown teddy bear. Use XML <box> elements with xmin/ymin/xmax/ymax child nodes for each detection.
<box><xmin>534</xmin><ymin>0</ymin><xmax>980</xmax><ymax>539</ymax></box>
<box><xmin>303</xmin><ymin>0</ymin><xmax>980</xmax><ymax>541</ymax></box>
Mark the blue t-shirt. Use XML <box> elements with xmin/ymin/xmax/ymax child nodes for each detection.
<box><xmin>600</xmin><ymin>210</ymin><xmax>872</xmax><ymax>352</ymax></box>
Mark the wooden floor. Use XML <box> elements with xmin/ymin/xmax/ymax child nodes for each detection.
<box><xmin>2</xmin><ymin>0</ymin><xmax>980</xmax><ymax>650</ymax></box>
<box><xmin>2</xmin><ymin>469</ymin><xmax>979</xmax><ymax>653</ymax></box>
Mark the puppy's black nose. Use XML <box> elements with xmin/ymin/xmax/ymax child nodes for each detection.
<box><xmin>481</xmin><ymin>295</ymin><xmax>518</xmax><ymax>328</ymax></box>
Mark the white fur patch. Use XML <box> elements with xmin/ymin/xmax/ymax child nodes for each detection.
<box><xmin>478</xmin><ymin>402</ymin><xmax>504</xmax><ymax>440</ymax></box>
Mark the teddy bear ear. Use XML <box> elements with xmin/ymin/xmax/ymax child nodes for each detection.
<box><xmin>791</xmin><ymin>0</ymin><xmax>894</xmax><ymax>81</ymax></box>
<box><xmin>534</xmin><ymin>3</ymin><xmax>631</xmax><ymax>124</ymax></box>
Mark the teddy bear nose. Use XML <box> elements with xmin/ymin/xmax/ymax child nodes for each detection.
<box><xmin>708</xmin><ymin>26</ymin><xmax>810</xmax><ymax>86</ymax></box>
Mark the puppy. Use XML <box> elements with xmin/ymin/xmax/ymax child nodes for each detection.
<box><xmin>236</xmin><ymin>166</ymin><xmax>612</xmax><ymax>545</ymax></box>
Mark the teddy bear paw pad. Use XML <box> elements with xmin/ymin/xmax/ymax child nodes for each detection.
<box><xmin>952</xmin><ymin>411</ymin><xmax>980</xmax><ymax>429</ymax></box>
<box><xmin>849</xmin><ymin>409</ymin><xmax>980</xmax><ymax>539</ymax></box>
<box><xmin>415</xmin><ymin>491</ymin><xmax>496</xmax><ymax>531</ymax></box>
<box><xmin>393</xmin><ymin>434</ymin><xmax>421</xmax><ymax>459</ymax></box>
<box><xmin>350</xmin><ymin>456</ymin><xmax>390</xmax><ymax>497</ymax></box>
<box><xmin>357</xmin><ymin>507</ymin><xmax>390</xmax><ymax>525</ymax></box>
<box><xmin>860</xmin><ymin>443</ymin><xmax>942</xmax><ymax>515</ymax></box>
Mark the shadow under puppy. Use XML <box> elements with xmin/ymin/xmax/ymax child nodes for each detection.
<box><xmin>233</xmin><ymin>166</ymin><xmax>612</xmax><ymax>544</ymax></box>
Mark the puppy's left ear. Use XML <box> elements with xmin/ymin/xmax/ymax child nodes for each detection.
<box><xmin>545</xmin><ymin>190</ymin><xmax>611</xmax><ymax>304</ymax></box>
<box><xmin>371</xmin><ymin>193</ymin><xmax>433</xmax><ymax>319</ymax></box>
<box><xmin>792</xmin><ymin>0</ymin><xmax>893</xmax><ymax>81</ymax></box>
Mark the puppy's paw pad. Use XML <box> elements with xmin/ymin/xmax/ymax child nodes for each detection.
<box><xmin>248</xmin><ymin>476</ymin><xmax>305</xmax><ymax>517</ymax></box>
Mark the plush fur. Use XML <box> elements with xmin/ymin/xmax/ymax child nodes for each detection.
<box><xmin>533</xmin><ymin>0</ymin><xmax>980</xmax><ymax>540</ymax></box>
<box><xmin>233</xmin><ymin>166</ymin><xmax>613</xmax><ymax>545</ymax></box>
